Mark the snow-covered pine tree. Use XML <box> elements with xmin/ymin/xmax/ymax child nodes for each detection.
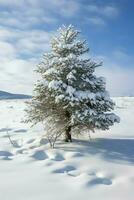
<box><xmin>25</xmin><ymin>25</ymin><xmax>120</xmax><ymax>145</ymax></box>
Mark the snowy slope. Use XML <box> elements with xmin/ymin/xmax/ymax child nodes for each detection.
<box><xmin>0</xmin><ymin>97</ymin><xmax>134</xmax><ymax>200</ymax></box>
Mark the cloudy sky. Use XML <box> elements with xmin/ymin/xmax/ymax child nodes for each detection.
<box><xmin>0</xmin><ymin>0</ymin><xmax>133</xmax><ymax>96</ymax></box>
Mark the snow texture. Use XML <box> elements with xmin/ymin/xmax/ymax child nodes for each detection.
<box><xmin>0</xmin><ymin>97</ymin><xmax>133</xmax><ymax>200</ymax></box>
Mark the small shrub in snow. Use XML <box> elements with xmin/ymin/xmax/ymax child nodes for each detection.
<box><xmin>24</xmin><ymin>25</ymin><xmax>120</xmax><ymax>147</ymax></box>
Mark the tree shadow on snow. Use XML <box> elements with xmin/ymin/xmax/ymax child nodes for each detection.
<box><xmin>0</xmin><ymin>128</ymin><xmax>12</xmax><ymax>132</ymax></box>
<box><xmin>0</xmin><ymin>151</ymin><xmax>13</xmax><ymax>160</ymax></box>
<box><xmin>14</xmin><ymin>129</ymin><xmax>27</xmax><ymax>133</ymax></box>
<box><xmin>59</xmin><ymin>138</ymin><xmax>134</xmax><ymax>165</ymax></box>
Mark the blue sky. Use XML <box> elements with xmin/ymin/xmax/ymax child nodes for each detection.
<box><xmin>0</xmin><ymin>0</ymin><xmax>133</xmax><ymax>96</ymax></box>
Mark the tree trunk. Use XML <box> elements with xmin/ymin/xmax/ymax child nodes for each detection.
<box><xmin>65</xmin><ymin>126</ymin><xmax>72</xmax><ymax>142</ymax></box>
<box><xmin>64</xmin><ymin>110</ymin><xmax>72</xmax><ymax>142</ymax></box>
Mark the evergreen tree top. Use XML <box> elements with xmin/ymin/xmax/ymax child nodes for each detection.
<box><xmin>51</xmin><ymin>25</ymin><xmax>89</xmax><ymax>57</ymax></box>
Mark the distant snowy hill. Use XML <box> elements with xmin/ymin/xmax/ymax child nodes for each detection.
<box><xmin>0</xmin><ymin>90</ymin><xmax>31</xmax><ymax>100</ymax></box>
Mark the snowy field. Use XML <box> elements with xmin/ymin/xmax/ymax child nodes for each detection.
<box><xmin>0</xmin><ymin>97</ymin><xmax>134</xmax><ymax>200</ymax></box>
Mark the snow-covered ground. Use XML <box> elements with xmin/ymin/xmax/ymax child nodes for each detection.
<box><xmin>0</xmin><ymin>97</ymin><xmax>134</xmax><ymax>200</ymax></box>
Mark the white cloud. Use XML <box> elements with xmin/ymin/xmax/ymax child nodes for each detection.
<box><xmin>0</xmin><ymin>0</ymin><xmax>24</xmax><ymax>6</ymax></box>
<box><xmin>0</xmin><ymin>10</ymin><xmax>56</xmax><ymax>29</ymax></box>
<box><xmin>95</xmin><ymin>53</ymin><xmax>134</xmax><ymax>96</ymax></box>
<box><xmin>86</xmin><ymin>4</ymin><xmax>119</xmax><ymax>26</ymax></box>
<box><xmin>57</xmin><ymin>0</ymin><xmax>80</xmax><ymax>17</ymax></box>
<box><xmin>103</xmin><ymin>5</ymin><xmax>119</xmax><ymax>18</ymax></box>
<box><xmin>0</xmin><ymin>26</ymin><xmax>52</xmax><ymax>57</ymax></box>
<box><xmin>0</xmin><ymin>26</ymin><xmax>51</xmax><ymax>94</ymax></box>
<box><xmin>87</xmin><ymin>4</ymin><xmax>119</xmax><ymax>18</ymax></box>
<box><xmin>87</xmin><ymin>16</ymin><xmax>106</xmax><ymax>26</ymax></box>
<box><xmin>0</xmin><ymin>1</ymin><xmax>119</xmax><ymax>29</ymax></box>
<box><xmin>0</xmin><ymin>1</ymin><xmax>54</xmax><ymax>30</ymax></box>
<box><xmin>0</xmin><ymin>0</ymin><xmax>80</xmax><ymax>30</ymax></box>
<box><xmin>98</xmin><ymin>66</ymin><xmax>134</xmax><ymax>96</ymax></box>
<box><xmin>0</xmin><ymin>58</ymin><xmax>37</xmax><ymax>94</ymax></box>
<box><xmin>0</xmin><ymin>41</ymin><xmax>16</xmax><ymax>58</ymax></box>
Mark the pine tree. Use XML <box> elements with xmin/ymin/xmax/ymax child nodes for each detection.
<box><xmin>25</xmin><ymin>25</ymin><xmax>120</xmax><ymax>146</ymax></box>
